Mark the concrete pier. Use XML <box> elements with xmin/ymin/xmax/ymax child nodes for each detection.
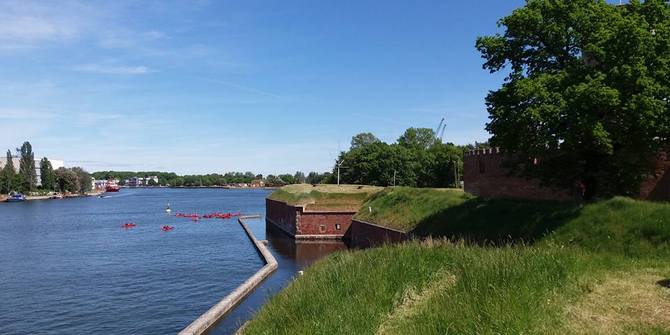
<box><xmin>178</xmin><ymin>215</ymin><xmax>277</xmax><ymax>335</ymax></box>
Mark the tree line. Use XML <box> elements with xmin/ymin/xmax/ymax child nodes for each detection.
<box><xmin>90</xmin><ymin>170</ymin><xmax>332</xmax><ymax>187</ymax></box>
<box><xmin>0</xmin><ymin>141</ymin><xmax>92</xmax><ymax>195</ymax></box>
<box><xmin>329</xmin><ymin>128</ymin><xmax>477</xmax><ymax>187</ymax></box>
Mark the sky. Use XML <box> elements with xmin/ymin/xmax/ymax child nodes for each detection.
<box><xmin>0</xmin><ymin>0</ymin><xmax>527</xmax><ymax>175</ymax></box>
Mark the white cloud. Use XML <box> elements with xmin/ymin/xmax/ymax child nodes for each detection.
<box><xmin>0</xmin><ymin>108</ymin><xmax>55</xmax><ymax>120</ymax></box>
<box><xmin>0</xmin><ymin>16</ymin><xmax>77</xmax><ymax>42</ymax></box>
<box><xmin>73</xmin><ymin>63</ymin><xmax>151</xmax><ymax>75</ymax></box>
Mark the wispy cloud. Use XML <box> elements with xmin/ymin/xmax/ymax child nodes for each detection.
<box><xmin>0</xmin><ymin>16</ymin><xmax>77</xmax><ymax>42</ymax></box>
<box><xmin>0</xmin><ymin>108</ymin><xmax>55</xmax><ymax>120</ymax></box>
<box><xmin>73</xmin><ymin>63</ymin><xmax>151</xmax><ymax>75</ymax></box>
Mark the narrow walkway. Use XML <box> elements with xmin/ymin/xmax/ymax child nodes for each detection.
<box><xmin>178</xmin><ymin>215</ymin><xmax>278</xmax><ymax>335</ymax></box>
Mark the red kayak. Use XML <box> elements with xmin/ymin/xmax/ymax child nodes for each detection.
<box><xmin>121</xmin><ymin>223</ymin><xmax>136</xmax><ymax>229</ymax></box>
<box><xmin>161</xmin><ymin>225</ymin><xmax>174</xmax><ymax>231</ymax></box>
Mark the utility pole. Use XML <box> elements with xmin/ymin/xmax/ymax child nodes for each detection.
<box><xmin>336</xmin><ymin>159</ymin><xmax>345</xmax><ymax>186</ymax></box>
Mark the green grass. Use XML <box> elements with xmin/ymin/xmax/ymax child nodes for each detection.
<box><xmin>244</xmin><ymin>242</ymin><xmax>666</xmax><ymax>335</ymax></box>
<box><xmin>268</xmin><ymin>184</ymin><xmax>382</xmax><ymax>211</ymax></box>
<box><xmin>245</xmin><ymin>188</ymin><xmax>670</xmax><ymax>334</ymax></box>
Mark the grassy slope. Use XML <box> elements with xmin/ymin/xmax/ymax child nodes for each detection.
<box><xmin>246</xmin><ymin>188</ymin><xmax>670</xmax><ymax>334</ymax></box>
<box><xmin>267</xmin><ymin>184</ymin><xmax>382</xmax><ymax>211</ymax></box>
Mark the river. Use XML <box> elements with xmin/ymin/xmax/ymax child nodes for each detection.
<box><xmin>0</xmin><ymin>188</ymin><xmax>346</xmax><ymax>335</ymax></box>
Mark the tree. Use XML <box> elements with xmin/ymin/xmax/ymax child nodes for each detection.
<box><xmin>39</xmin><ymin>158</ymin><xmax>55</xmax><ymax>191</ymax></box>
<box><xmin>55</xmin><ymin>167</ymin><xmax>79</xmax><ymax>193</ymax></box>
<box><xmin>350</xmin><ymin>132</ymin><xmax>381</xmax><ymax>149</ymax></box>
<box><xmin>18</xmin><ymin>141</ymin><xmax>37</xmax><ymax>192</ymax></box>
<box><xmin>294</xmin><ymin>171</ymin><xmax>306</xmax><ymax>184</ymax></box>
<box><xmin>397</xmin><ymin>128</ymin><xmax>438</xmax><ymax>150</ymax></box>
<box><xmin>476</xmin><ymin>0</ymin><xmax>670</xmax><ymax>198</ymax></box>
<box><xmin>71</xmin><ymin>167</ymin><xmax>92</xmax><ymax>194</ymax></box>
<box><xmin>1</xmin><ymin>150</ymin><xmax>16</xmax><ymax>193</ymax></box>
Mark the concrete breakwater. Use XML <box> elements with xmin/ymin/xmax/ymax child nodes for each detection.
<box><xmin>178</xmin><ymin>215</ymin><xmax>278</xmax><ymax>335</ymax></box>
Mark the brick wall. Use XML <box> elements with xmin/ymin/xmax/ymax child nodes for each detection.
<box><xmin>464</xmin><ymin>149</ymin><xmax>670</xmax><ymax>202</ymax></box>
<box><xmin>265</xmin><ymin>198</ymin><xmax>356</xmax><ymax>240</ymax></box>
<box><xmin>350</xmin><ymin>219</ymin><xmax>408</xmax><ymax>248</ymax></box>
<box><xmin>639</xmin><ymin>150</ymin><xmax>670</xmax><ymax>201</ymax></box>
<box><xmin>463</xmin><ymin>149</ymin><xmax>574</xmax><ymax>201</ymax></box>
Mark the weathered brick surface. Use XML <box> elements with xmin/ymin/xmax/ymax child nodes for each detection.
<box><xmin>639</xmin><ymin>150</ymin><xmax>670</xmax><ymax>201</ymax></box>
<box><xmin>464</xmin><ymin>149</ymin><xmax>670</xmax><ymax>201</ymax></box>
<box><xmin>265</xmin><ymin>198</ymin><xmax>355</xmax><ymax>239</ymax></box>
<box><xmin>350</xmin><ymin>219</ymin><xmax>408</xmax><ymax>248</ymax></box>
<box><xmin>463</xmin><ymin>149</ymin><xmax>574</xmax><ymax>201</ymax></box>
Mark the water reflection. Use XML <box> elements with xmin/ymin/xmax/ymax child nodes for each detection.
<box><xmin>265</xmin><ymin>225</ymin><xmax>349</xmax><ymax>268</ymax></box>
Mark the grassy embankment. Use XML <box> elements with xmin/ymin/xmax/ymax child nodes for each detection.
<box><xmin>267</xmin><ymin>184</ymin><xmax>383</xmax><ymax>211</ymax></box>
<box><xmin>247</xmin><ymin>187</ymin><xmax>670</xmax><ymax>334</ymax></box>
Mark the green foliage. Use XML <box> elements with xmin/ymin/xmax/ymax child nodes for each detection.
<box><xmin>90</xmin><ymin>170</ymin><xmax>301</xmax><ymax>187</ymax></box>
<box><xmin>18</xmin><ymin>141</ymin><xmax>37</xmax><ymax>192</ymax></box>
<box><xmin>248</xmin><ymin>190</ymin><xmax>670</xmax><ymax>334</ymax></box>
<box><xmin>477</xmin><ymin>0</ymin><xmax>670</xmax><ymax>198</ymax></box>
<box><xmin>334</xmin><ymin>129</ymin><xmax>467</xmax><ymax>187</ymax></box>
<box><xmin>350</xmin><ymin>132</ymin><xmax>381</xmax><ymax>149</ymax></box>
<box><xmin>243</xmin><ymin>243</ymin><xmax>594</xmax><ymax>335</ymax></box>
<box><xmin>70</xmin><ymin>167</ymin><xmax>92</xmax><ymax>194</ymax></box>
<box><xmin>54</xmin><ymin>167</ymin><xmax>79</xmax><ymax>193</ymax></box>
<box><xmin>0</xmin><ymin>150</ymin><xmax>15</xmax><ymax>193</ymax></box>
<box><xmin>357</xmin><ymin>188</ymin><xmax>670</xmax><ymax>258</ymax></box>
<box><xmin>39</xmin><ymin>158</ymin><xmax>55</xmax><ymax>191</ymax></box>
<box><xmin>305</xmin><ymin>171</ymin><xmax>330</xmax><ymax>184</ymax></box>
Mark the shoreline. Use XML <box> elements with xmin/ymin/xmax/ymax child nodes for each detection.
<box><xmin>1</xmin><ymin>191</ymin><xmax>105</xmax><ymax>202</ymax></box>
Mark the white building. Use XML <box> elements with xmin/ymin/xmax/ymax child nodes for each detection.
<box><xmin>127</xmin><ymin>176</ymin><xmax>159</xmax><ymax>187</ymax></box>
<box><xmin>0</xmin><ymin>156</ymin><xmax>65</xmax><ymax>186</ymax></box>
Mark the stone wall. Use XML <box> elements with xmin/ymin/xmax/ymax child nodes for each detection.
<box><xmin>350</xmin><ymin>219</ymin><xmax>408</xmax><ymax>248</ymax></box>
<box><xmin>463</xmin><ymin>149</ymin><xmax>574</xmax><ymax>201</ymax></box>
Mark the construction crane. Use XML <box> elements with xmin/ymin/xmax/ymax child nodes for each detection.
<box><xmin>435</xmin><ymin>118</ymin><xmax>447</xmax><ymax>143</ymax></box>
<box><xmin>435</xmin><ymin>118</ymin><xmax>444</xmax><ymax>136</ymax></box>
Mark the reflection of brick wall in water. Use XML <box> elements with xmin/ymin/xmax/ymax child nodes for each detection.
<box><xmin>463</xmin><ymin>148</ymin><xmax>670</xmax><ymax>201</ymax></box>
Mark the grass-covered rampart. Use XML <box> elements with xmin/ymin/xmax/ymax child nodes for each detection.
<box><xmin>267</xmin><ymin>184</ymin><xmax>382</xmax><ymax>211</ymax></box>
<box><xmin>250</xmin><ymin>187</ymin><xmax>670</xmax><ymax>334</ymax></box>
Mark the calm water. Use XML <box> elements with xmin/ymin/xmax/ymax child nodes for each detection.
<box><xmin>0</xmin><ymin>188</ymin><xmax>347</xmax><ymax>335</ymax></box>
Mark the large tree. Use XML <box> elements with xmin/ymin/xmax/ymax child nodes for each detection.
<box><xmin>1</xmin><ymin>150</ymin><xmax>15</xmax><ymax>193</ymax></box>
<box><xmin>39</xmin><ymin>158</ymin><xmax>55</xmax><ymax>191</ymax></box>
<box><xmin>55</xmin><ymin>167</ymin><xmax>79</xmax><ymax>193</ymax></box>
<box><xmin>71</xmin><ymin>167</ymin><xmax>92</xmax><ymax>194</ymax></box>
<box><xmin>477</xmin><ymin>0</ymin><xmax>670</xmax><ymax>198</ymax></box>
<box><xmin>18</xmin><ymin>141</ymin><xmax>37</xmax><ymax>192</ymax></box>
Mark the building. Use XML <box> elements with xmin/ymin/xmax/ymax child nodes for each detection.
<box><xmin>126</xmin><ymin>176</ymin><xmax>159</xmax><ymax>187</ymax></box>
<box><xmin>0</xmin><ymin>156</ymin><xmax>65</xmax><ymax>186</ymax></box>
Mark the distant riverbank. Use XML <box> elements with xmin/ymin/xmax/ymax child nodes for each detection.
<box><xmin>1</xmin><ymin>191</ymin><xmax>104</xmax><ymax>202</ymax></box>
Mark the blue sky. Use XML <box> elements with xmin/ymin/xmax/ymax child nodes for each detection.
<box><xmin>0</xmin><ymin>0</ymin><xmax>526</xmax><ymax>175</ymax></box>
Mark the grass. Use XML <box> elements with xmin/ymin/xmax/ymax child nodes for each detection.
<box><xmin>245</xmin><ymin>187</ymin><xmax>670</xmax><ymax>334</ymax></box>
<box><xmin>267</xmin><ymin>184</ymin><xmax>383</xmax><ymax>211</ymax></box>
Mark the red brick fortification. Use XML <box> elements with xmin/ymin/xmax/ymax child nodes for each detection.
<box><xmin>639</xmin><ymin>150</ymin><xmax>670</xmax><ymax>201</ymax></box>
<box><xmin>266</xmin><ymin>198</ymin><xmax>356</xmax><ymax>240</ymax></box>
<box><xmin>464</xmin><ymin>148</ymin><xmax>670</xmax><ymax>201</ymax></box>
<box><xmin>463</xmin><ymin>149</ymin><xmax>574</xmax><ymax>202</ymax></box>
<box><xmin>350</xmin><ymin>219</ymin><xmax>408</xmax><ymax>248</ymax></box>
